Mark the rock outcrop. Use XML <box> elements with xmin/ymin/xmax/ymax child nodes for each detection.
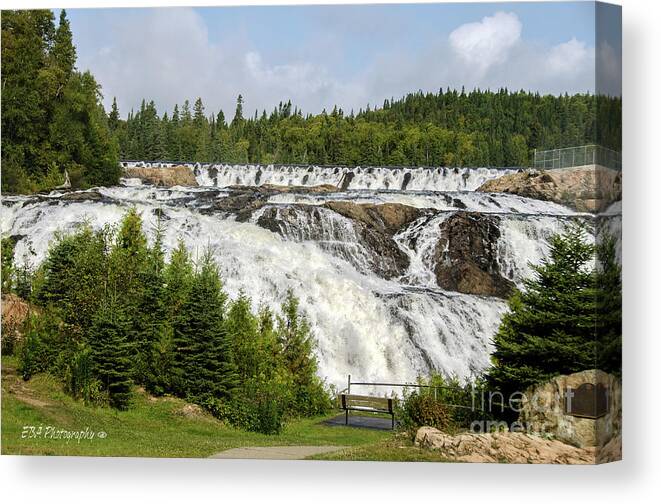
<box><xmin>58</xmin><ymin>190</ymin><xmax>105</xmax><ymax>202</ymax></box>
<box><xmin>433</xmin><ymin>212</ymin><xmax>515</xmax><ymax>298</ymax></box>
<box><xmin>256</xmin><ymin>202</ymin><xmax>420</xmax><ymax>279</ymax></box>
<box><xmin>414</xmin><ymin>427</ymin><xmax>600</xmax><ymax>464</ymax></box>
<box><xmin>477</xmin><ymin>165</ymin><xmax>621</xmax><ymax>213</ymax></box>
<box><xmin>1</xmin><ymin>294</ymin><xmax>31</xmax><ymax>348</ymax></box>
<box><xmin>125</xmin><ymin>165</ymin><xmax>198</xmax><ymax>187</ymax></box>
<box><xmin>520</xmin><ymin>369</ymin><xmax>622</xmax><ymax>449</ymax></box>
<box><xmin>323</xmin><ymin>201</ymin><xmax>423</xmax><ymax>236</ymax></box>
<box><xmin>207</xmin><ymin>184</ymin><xmax>341</xmax><ymax>221</ymax></box>
<box><xmin>1</xmin><ymin>294</ymin><xmax>30</xmax><ymax>330</ymax></box>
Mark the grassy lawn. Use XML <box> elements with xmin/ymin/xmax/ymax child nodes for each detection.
<box><xmin>1</xmin><ymin>356</ymin><xmax>392</xmax><ymax>458</ymax></box>
<box><xmin>308</xmin><ymin>438</ymin><xmax>453</xmax><ymax>462</ymax></box>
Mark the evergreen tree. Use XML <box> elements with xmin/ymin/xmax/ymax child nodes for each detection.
<box><xmin>135</xmin><ymin>224</ymin><xmax>167</xmax><ymax>383</ymax></box>
<box><xmin>277</xmin><ymin>289</ymin><xmax>317</xmax><ymax>384</ymax></box>
<box><xmin>51</xmin><ymin>9</ymin><xmax>75</xmax><ymax>81</ymax></box>
<box><xmin>595</xmin><ymin>235</ymin><xmax>622</xmax><ymax>374</ymax></box>
<box><xmin>108</xmin><ymin>97</ymin><xmax>120</xmax><ymax>131</ymax></box>
<box><xmin>488</xmin><ymin>225</ymin><xmax>599</xmax><ymax>398</ymax></box>
<box><xmin>1</xmin><ymin>9</ymin><xmax>118</xmax><ymax>193</ymax></box>
<box><xmin>89</xmin><ymin>302</ymin><xmax>133</xmax><ymax>410</ymax></box>
<box><xmin>172</xmin><ymin>251</ymin><xmax>238</xmax><ymax>402</ymax></box>
<box><xmin>225</xmin><ymin>291</ymin><xmax>261</xmax><ymax>381</ymax></box>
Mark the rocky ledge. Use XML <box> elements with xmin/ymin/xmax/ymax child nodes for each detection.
<box><xmin>414</xmin><ymin>427</ymin><xmax>621</xmax><ymax>464</ymax></box>
<box><xmin>434</xmin><ymin>212</ymin><xmax>515</xmax><ymax>298</ymax></box>
<box><xmin>206</xmin><ymin>183</ymin><xmax>340</xmax><ymax>221</ymax></box>
<box><xmin>125</xmin><ymin>165</ymin><xmax>198</xmax><ymax>187</ymax></box>
<box><xmin>256</xmin><ymin>202</ymin><xmax>424</xmax><ymax>279</ymax></box>
<box><xmin>477</xmin><ymin>165</ymin><xmax>621</xmax><ymax>213</ymax></box>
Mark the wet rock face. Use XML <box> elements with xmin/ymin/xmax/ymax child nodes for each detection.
<box><xmin>323</xmin><ymin>201</ymin><xmax>423</xmax><ymax>236</ymax></box>
<box><xmin>209</xmin><ymin>189</ymin><xmax>268</xmax><ymax>222</ymax></box>
<box><xmin>434</xmin><ymin>212</ymin><xmax>515</xmax><ymax>298</ymax></box>
<box><xmin>255</xmin><ymin>202</ymin><xmax>415</xmax><ymax>280</ymax></box>
<box><xmin>207</xmin><ymin>184</ymin><xmax>340</xmax><ymax>221</ymax></box>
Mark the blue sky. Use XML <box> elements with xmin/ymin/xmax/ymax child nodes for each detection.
<box><xmin>60</xmin><ymin>2</ymin><xmax>620</xmax><ymax>118</ymax></box>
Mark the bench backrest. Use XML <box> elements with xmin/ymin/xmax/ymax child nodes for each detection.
<box><xmin>341</xmin><ymin>394</ymin><xmax>394</xmax><ymax>413</ymax></box>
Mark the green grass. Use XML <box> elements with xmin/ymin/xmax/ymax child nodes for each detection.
<box><xmin>1</xmin><ymin>357</ymin><xmax>391</xmax><ymax>458</ymax></box>
<box><xmin>308</xmin><ymin>438</ymin><xmax>453</xmax><ymax>462</ymax></box>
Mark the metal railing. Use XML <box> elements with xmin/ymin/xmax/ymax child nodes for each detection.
<box><xmin>533</xmin><ymin>144</ymin><xmax>621</xmax><ymax>171</ymax></box>
<box><xmin>341</xmin><ymin>375</ymin><xmax>519</xmax><ymax>416</ymax></box>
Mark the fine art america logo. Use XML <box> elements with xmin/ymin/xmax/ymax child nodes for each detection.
<box><xmin>21</xmin><ymin>425</ymin><xmax>107</xmax><ymax>443</ymax></box>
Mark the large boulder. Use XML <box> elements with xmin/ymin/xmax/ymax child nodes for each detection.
<box><xmin>124</xmin><ymin>165</ymin><xmax>198</xmax><ymax>187</ymax></box>
<box><xmin>256</xmin><ymin>202</ymin><xmax>417</xmax><ymax>279</ymax></box>
<box><xmin>414</xmin><ymin>427</ymin><xmax>597</xmax><ymax>464</ymax></box>
<box><xmin>519</xmin><ymin>369</ymin><xmax>622</xmax><ymax>450</ymax></box>
<box><xmin>433</xmin><ymin>212</ymin><xmax>515</xmax><ymax>298</ymax></box>
<box><xmin>477</xmin><ymin>165</ymin><xmax>621</xmax><ymax>213</ymax></box>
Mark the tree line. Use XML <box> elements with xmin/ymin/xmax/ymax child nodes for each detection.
<box><xmin>2</xmin><ymin>10</ymin><xmax>621</xmax><ymax>195</ymax></box>
<box><xmin>115</xmin><ymin>90</ymin><xmax>621</xmax><ymax>170</ymax></box>
<box><xmin>1</xmin><ymin>10</ymin><xmax>120</xmax><ymax>194</ymax></box>
<box><xmin>1</xmin><ymin>210</ymin><xmax>330</xmax><ymax>434</ymax></box>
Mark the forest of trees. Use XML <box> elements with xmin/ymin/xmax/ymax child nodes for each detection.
<box><xmin>116</xmin><ymin>91</ymin><xmax>621</xmax><ymax>170</ymax></box>
<box><xmin>1</xmin><ymin>10</ymin><xmax>120</xmax><ymax>194</ymax></box>
<box><xmin>1</xmin><ymin>211</ymin><xmax>330</xmax><ymax>434</ymax></box>
<box><xmin>2</xmin><ymin>9</ymin><xmax>622</xmax><ymax>195</ymax></box>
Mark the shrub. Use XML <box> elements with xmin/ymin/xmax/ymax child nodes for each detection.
<box><xmin>398</xmin><ymin>391</ymin><xmax>453</xmax><ymax>438</ymax></box>
<box><xmin>17</xmin><ymin>312</ymin><xmax>62</xmax><ymax>380</ymax></box>
<box><xmin>210</xmin><ymin>379</ymin><xmax>290</xmax><ymax>435</ymax></box>
<box><xmin>62</xmin><ymin>342</ymin><xmax>107</xmax><ymax>406</ymax></box>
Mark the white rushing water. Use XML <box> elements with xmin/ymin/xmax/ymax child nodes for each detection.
<box><xmin>165</xmin><ymin>162</ymin><xmax>521</xmax><ymax>192</ymax></box>
<box><xmin>2</xmin><ymin>164</ymin><xmax>604</xmax><ymax>390</ymax></box>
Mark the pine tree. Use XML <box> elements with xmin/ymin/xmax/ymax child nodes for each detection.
<box><xmin>164</xmin><ymin>239</ymin><xmax>194</xmax><ymax>323</ymax></box>
<box><xmin>172</xmin><ymin>251</ymin><xmax>238</xmax><ymax>402</ymax></box>
<box><xmin>595</xmin><ymin>235</ymin><xmax>622</xmax><ymax>375</ymax></box>
<box><xmin>89</xmin><ymin>302</ymin><xmax>133</xmax><ymax>410</ymax></box>
<box><xmin>135</xmin><ymin>224</ymin><xmax>167</xmax><ymax>383</ymax></box>
<box><xmin>277</xmin><ymin>289</ymin><xmax>317</xmax><ymax>386</ymax></box>
<box><xmin>488</xmin><ymin>225</ymin><xmax>599</xmax><ymax>398</ymax></box>
<box><xmin>225</xmin><ymin>291</ymin><xmax>260</xmax><ymax>381</ymax></box>
<box><xmin>108</xmin><ymin>97</ymin><xmax>120</xmax><ymax>132</ymax></box>
<box><xmin>51</xmin><ymin>9</ymin><xmax>76</xmax><ymax>81</ymax></box>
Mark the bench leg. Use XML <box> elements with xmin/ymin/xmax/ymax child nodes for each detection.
<box><xmin>345</xmin><ymin>409</ymin><xmax>349</xmax><ymax>425</ymax></box>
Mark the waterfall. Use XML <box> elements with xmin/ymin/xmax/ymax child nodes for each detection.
<box><xmin>2</xmin><ymin>163</ymin><xmax>602</xmax><ymax>390</ymax></box>
<box><xmin>188</xmin><ymin>163</ymin><xmax>520</xmax><ymax>192</ymax></box>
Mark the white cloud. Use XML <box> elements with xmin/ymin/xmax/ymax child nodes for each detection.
<box><xmin>75</xmin><ymin>8</ymin><xmax>598</xmax><ymax>117</ymax></box>
<box><xmin>546</xmin><ymin>38</ymin><xmax>591</xmax><ymax>75</ymax></box>
<box><xmin>449</xmin><ymin>11</ymin><xmax>522</xmax><ymax>75</ymax></box>
<box><xmin>81</xmin><ymin>8</ymin><xmax>366</xmax><ymax>117</ymax></box>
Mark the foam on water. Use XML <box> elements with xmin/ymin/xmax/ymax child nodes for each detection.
<box><xmin>2</xmin><ymin>170</ymin><xmax>604</xmax><ymax>390</ymax></box>
<box><xmin>2</xmin><ymin>193</ymin><xmax>509</xmax><ymax>389</ymax></box>
<box><xmin>189</xmin><ymin>163</ymin><xmax>519</xmax><ymax>192</ymax></box>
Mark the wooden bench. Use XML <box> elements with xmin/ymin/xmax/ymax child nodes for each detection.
<box><xmin>340</xmin><ymin>394</ymin><xmax>395</xmax><ymax>429</ymax></box>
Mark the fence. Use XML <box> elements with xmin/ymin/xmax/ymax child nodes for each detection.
<box><xmin>341</xmin><ymin>375</ymin><xmax>520</xmax><ymax>425</ymax></box>
<box><xmin>533</xmin><ymin>144</ymin><xmax>621</xmax><ymax>171</ymax></box>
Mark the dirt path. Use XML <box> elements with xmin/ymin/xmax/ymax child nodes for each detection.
<box><xmin>209</xmin><ymin>445</ymin><xmax>348</xmax><ymax>460</ymax></box>
<box><xmin>1</xmin><ymin>362</ymin><xmax>54</xmax><ymax>408</ymax></box>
